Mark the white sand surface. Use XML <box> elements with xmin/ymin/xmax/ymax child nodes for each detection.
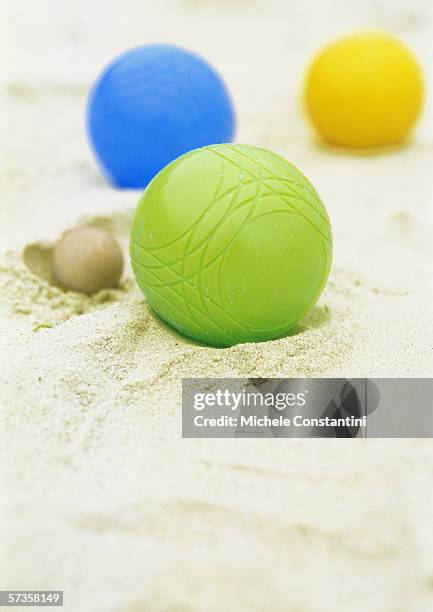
<box><xmin>1</xmin><ymin>1</ymin><xmax>432</xmax><ymax>610</ymax></box>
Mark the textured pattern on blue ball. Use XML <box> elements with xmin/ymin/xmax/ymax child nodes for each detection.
<box><xmin>88</xmin><ymin>45</ymin><xmax>236</xmax><ymax>188</ymax></box>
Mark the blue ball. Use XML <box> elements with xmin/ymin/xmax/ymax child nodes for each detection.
<box><xmin>87</xmin><ymin>44</ymin><xmax>236</xmax><ymax>188</ymax></box>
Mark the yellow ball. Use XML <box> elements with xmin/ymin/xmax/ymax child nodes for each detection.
<box><xmin>304</xmin><ymin>31</ymin><xmax>425</xmax><ymax>149</ymax></box>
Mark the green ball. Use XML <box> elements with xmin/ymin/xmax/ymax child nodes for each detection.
<box><xmin>130</xmin><ymin>144</ymin><xmax>332</xmax><ymax>347</ymax></box>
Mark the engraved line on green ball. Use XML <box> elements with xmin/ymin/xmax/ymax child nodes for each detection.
<box><xmin>132</xmin><ymin>209</ymin><xmax>299</xmax><ymax>325</ymax></box>
<box><xmin>290</xmin><ymin>236</ymin><xmax>332</xmax><ymax>329</ymax></box>
<box><xmin>133</xmin><ymin>175</ymin><xmax>255</xmax><ymax>252</ymax></box>
<box><xmin>130</xmin><ymin>189</ymin><xmax>259</xmax><ymax>271</ymax></box>
<box><xmin>131</xmin><ymin>250</ymin><xmax>255</xmax><ymax>338</ymax></box>
<box><xmin>132</xmin><ymin>256</ymin><xmax>226</xmax><ymax>340</ymax></box>
<box><xmin>176</xmin><ymin>153</ymin><xmax>229</xmax><ymax>331</ymax></box>
<box><xmin>132</xmin><ymin>149</ymin><xmax>273</xmax><ymax>253</ymax></box>
<box><xmin>216</xmin><ymin>211</ymin><xmax>303</xmax><ymax>325</ymax></box>
<box><xmin>180</xmin><ymin>156</ymin><xmax>252</xmax><ymax>318</ymax></box>
<box><xmin>282</xmin><ymin>193</ymin><xmax>330</xmax><ymax>237</ymax></box>
<box><xmin>136</xmin><ymin>272</ymin><xmax>250</xmax><ymax>345</ymax></box>
<box><xmin>136</xmin><ymin>251</ymin><xmax>327</xmax><ymax>342</ymax></box>
<box><xmin>133</xmin><ymin>215</ymin><xmax>332</xmax><ymax>339</ymax></box>
<box><xmin>208</xmin><ymin>148</ymin><xmax>331</xmax><ymax>248</ymax></box>
<box><xmin>132</xmin><ymin>161</ymin><xmax>260</xmax><ymax>296</ymax></box>
<box><xmin>132</xmin><ymin>193</ymin><xmax>259</xmax><ymax>274</ymax></box>
<box><xmin>132</xmin><ymin>194</ymin><xmax>326</xmax><ymax>290</ymax></box>
<box><xmin>225</xmin><ymin>144</ymin><xmax>323</xmax><ymax>208</ymax></box>
<box><xmin>208</xmin><ymin>156</ymin><xmax>333</xmax><ymax>333</ymax></box>
<box><xmin>283</xmin><ymin>211</ymin><xmax>332</xmax><ymax>329</ymax></box>
<box><xmin>232</xmin><ymin>149</ymin><xmax>331</xmax><ymax>232</ymax></box>
<box><xmin>213</xmin><ymin>149</ymin><xmax>331</xmax><ymax>244</ymax></box>
<box><xmin>139</xmin><ymin>256</ymin><xmax>310</xmax><ymax>346</ymax></box>
<box><xmin>231</xmin><ymin>146</ymin><xmax>327</xmax><ymax>219</ymax></box>
<box><xmin>131</xmin><ymin>155</ymin><xmax>234</xmax><ymax>298</ymax></box>
<box><xmin>132</xmin><ymin>152</ymin><xmax>229</xmax><ymax>248</ymax></box>
<box><xmin>264</xmin><ymin>178</ymin><xmax>330</xmax><ymax>228</ymax></box>
<box><xmin>211</xmin><ymin>146</ymin><xmax>331</xmax><ymax>242</ymax></box>
<box><xmin>215</xmin><ymin>155</ymin><xmax>264</xmax><ymax>309</ymax></box>
<box><xmin>131</xmin><ymin>193</ymin><xmax>320</xmax><ymax>296</ymax></box>
<box><xmin>209</xmin><ymin>145</ymin><xmax>293</xmax><ymax>194</ymax></box>
<box><xmin>133</xmin><ymin>249</ymin><xmax>253</xmax><ymax>339</ymax></box>
<box><xmin>191</xmin><ymin>152</ymin><xmax>249</xmax><ymax>325</ymax></box>
<box><xmin>208</xmin><ymin>148</ymin><xmax>319</xmax><ymax>224</ymax></box>
<box><xmin>132</xmin><ymin>253</ymin><xmax>257</xmax><ymax>339</ymax></box>
<box><xmin>206</xmin><ymin>172</ymin><xmax>320</xmax><ymax>335</ymax></box>
<box><xmin>184</xmin><ymin>161</ymin><xmax>248</xmax><ymax>338</ymax></box>
<box><xmin>140</xmin><ymin>279</ymin><xmax>228</xmax><ymax>343</ymax></box>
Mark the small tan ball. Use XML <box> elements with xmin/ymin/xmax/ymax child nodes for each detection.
<box><xmin>53</xmin><ymin>226</ymin><xmax>124</xmax><ymax>294</ymax></box>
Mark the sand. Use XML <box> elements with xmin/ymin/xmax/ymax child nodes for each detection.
<box><xmin>1</xmin><ymin>0</ymin><xmax>432</xmax><ymax>610</ymax></box>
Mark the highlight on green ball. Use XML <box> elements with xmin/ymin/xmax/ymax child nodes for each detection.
<box><xmin>130</xmin><ymin>144</ymin><xmax>332</xmax><ymax>347</ymax></box>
